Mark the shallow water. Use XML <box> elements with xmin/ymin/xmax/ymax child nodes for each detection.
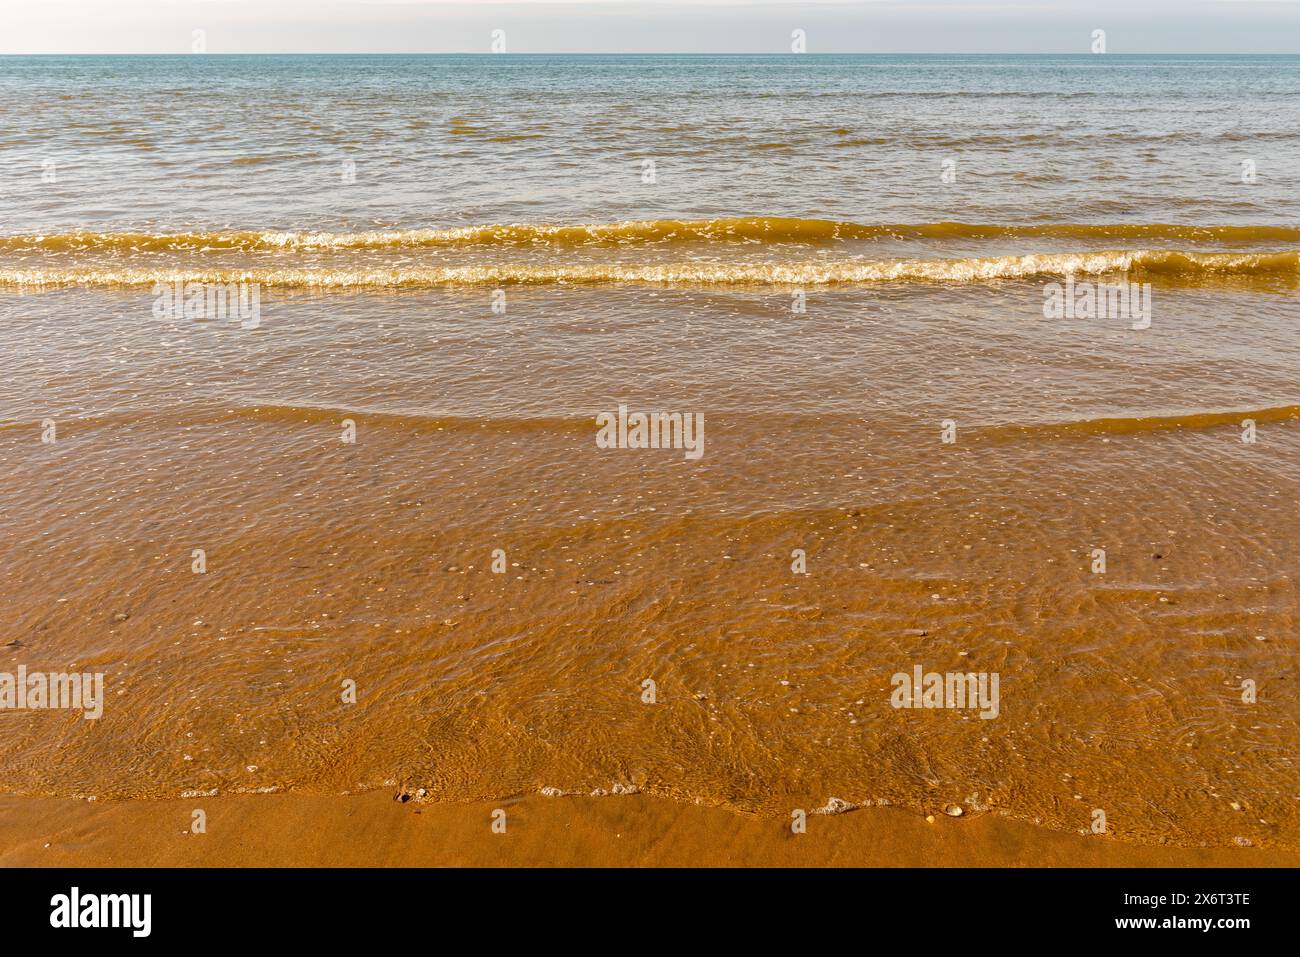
<box><xmin>0</xmin><ymin>54</ymin><xmax>1297</xmax><ymax>849</ymax></box>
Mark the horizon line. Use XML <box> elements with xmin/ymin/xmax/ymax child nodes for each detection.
<box><xmin>4</xmin><ymin>50</ymin><xmax>1295</xmax><ymax>56</ymax></box>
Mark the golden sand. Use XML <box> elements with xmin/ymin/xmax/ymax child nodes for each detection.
<box><xmin>4</xmin><ymin>793</ymin><xmax>1297</xmax><ymax>868</ymax></box>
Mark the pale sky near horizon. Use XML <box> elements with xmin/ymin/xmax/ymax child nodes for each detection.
<box><xmin>1</xmin><ymin>0</ymin><xmax>1297</xmax><ymax>54</ymax></box>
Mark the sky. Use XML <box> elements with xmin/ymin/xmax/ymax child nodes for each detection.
<box><xmin>1</xmin><ymin>0</ymin><xmax>1298</xmax><ymax>54</ymax></box>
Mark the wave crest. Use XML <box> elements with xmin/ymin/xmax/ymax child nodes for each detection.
<box><xmin>0</xmin><ymin>249</ymin><xmax>1294</xmax><ymax>289</ymax></box>
<box><xmin>4</xmin><ymin>218</ymin><xmax>1300</xmax><ymax>252</ymax></box>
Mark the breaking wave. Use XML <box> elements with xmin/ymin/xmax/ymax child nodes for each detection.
<box><xmin>3</xmin><ymin>218</ymin><xmax>1300</xmax><ymax>252</ymax></box>
<box><xmin>0</xmin><ymin>249</ymin><xmax>1294</xmax><ymax>288</ymax></box>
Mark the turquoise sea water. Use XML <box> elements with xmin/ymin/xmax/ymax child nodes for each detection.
<box><xmin>2</xmin><ymin>54</ymin><xmax>1298</xmax><ymax>232</ymax></box>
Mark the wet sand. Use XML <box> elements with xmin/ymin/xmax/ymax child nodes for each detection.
<box><xmin>3</xmin><ymin>793</ymin><xmax>1297</xmax><ymax>868</ymax></box>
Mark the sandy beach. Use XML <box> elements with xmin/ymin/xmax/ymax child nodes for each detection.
<box><xmin>5</xmin><ymin>792</ymin><xmax>1297</xmax><ymax>868</ymax></box>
